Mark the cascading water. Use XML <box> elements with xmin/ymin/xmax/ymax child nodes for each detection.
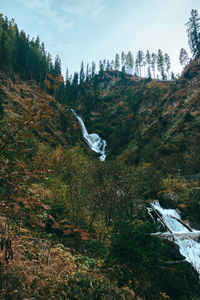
<box><xmin>150</xmin><ymin>202</ymin><xmax>200</xmax><ymax>274</ymax></box>
<box><xmin>71</xmin><ymin>109</ymin><xmax>107</xmax><ymax>161</ymax></box>
<box><xmin>71</xmin><ymin>107</ymin><xmax>200</xmax><ymax>274</ymax></box>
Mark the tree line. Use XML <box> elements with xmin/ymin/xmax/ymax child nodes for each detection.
<box><xmin>0</xmin><ymin>12</ymin><xmax>173</xmax><ymax>84</ymax></box>
<box><xmin>0</xmin><ymin>14</ymin><xmax>61</xmax><ymax>85</ymax></box>
<box><xmin>179</xmin><ymin>9</ymin><xmax>200</xmax><ymax>66</ymax></box>
<box><xmin>75</xmin><ymin>49</ymin><xmax>172</xmax><ymax>83</ymax></box>
<box><xmin>66</xmin><ymin>8</ymin><xmax>200</xmax><ymax>85</ymax></box>
<box><xmin>0</xmin><ymin>9</ymin><xmax>199</xmax><ymax>100</ymax></box>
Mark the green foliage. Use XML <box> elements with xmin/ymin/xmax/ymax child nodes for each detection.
<box><xmin>186</xmin><ymin>9</ymin><xmax>200</xmax><ymax>58</ymax></box>
<box><xmin>179</xmin><ymin>48</ymin><xmax>189</xmax><ymax>66</ymax></box>
<box><xmin>108</xmin><ymin>211</ymin><xmax>164</xmax><ymax>267</ymax></box>
<box><xmin>0</xmin><ymin>14</ymin><xmax>62</xmax><ymax>91</ymax></box>
<box><xmin>107</xmin><ymin>214</ymin><xmax>200</xmax><ymax>299</ymax></box>
<box><xmin>181</xmin><ymin>185</ymin><xmax>200</xmax><ymax>224</ymax></box>
<box><xmin>66</xmin><ymin>272</ymin><xmax>129</xmax><ymax>299</ymax></box>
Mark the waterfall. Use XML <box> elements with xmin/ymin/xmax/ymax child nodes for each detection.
<box><xmin>71</xmin><ymin>109</ymin><xmax>107</xmax><ymax>161</ymax></box>
<box><xmin>150</xmin><ymin>202</ymin><xmax>200</xmax><ymax>274</ymax></box>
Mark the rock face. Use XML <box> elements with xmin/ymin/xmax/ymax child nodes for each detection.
<box><xmin>163</xmin><ymin>239</ymin><xmax>185</xmax><ymax>261</ymax></box>
<box><xmin>160</xmin><ymin>193</ymin><xmax>180</xmax><ymax>209</ymax></box>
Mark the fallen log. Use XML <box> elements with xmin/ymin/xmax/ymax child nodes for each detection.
<box><xmin>152</xmin><ymin>231</ymin><xmax>200</xmax><ymax>240</ymax></box>
<box><xmin>169</xmin><ymin>215</ymin><xmax>193</xmax><ymax>232</ymax></box>
<box><xmin>161</xmin><ymin>259</ymin><xmax>186</xmax><ymax>264</ymax></box>
<box><xmin>149</xmin><ymin>203</ymin><xmax>173</xmax><ymax>233</ymax></box>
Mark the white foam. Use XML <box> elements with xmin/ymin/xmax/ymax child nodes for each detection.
<box><xmin>71</xmin><ymin>109</ymin><xmax>107</xmax><ymax>161</ymax></box>
<box><xmin>151</xmin><ymin>201</ymin><xmax>200</xmax><ymax>274</ymax></box>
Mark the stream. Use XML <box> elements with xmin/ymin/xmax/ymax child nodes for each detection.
<box><xmin>71</xmin><ymin>109</ymin><xmax>107</xmax><ymax>161</ymax></box>
<box><xmin>150</xmin><ymin>202</ymin><xmax>200</xmax><ymax>274</ymax></box>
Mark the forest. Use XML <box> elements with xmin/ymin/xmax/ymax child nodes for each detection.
<box><xmin>0</xmin><ymin>8</ymin><xmax>200</xmax><ymax>300</ymax></box>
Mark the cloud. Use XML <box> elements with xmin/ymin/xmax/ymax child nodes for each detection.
<box><xmin>17</xmin><ymin>0</ymin><xmax>53</xmax><ymax>12</ymax></box>
<box><xmin>61</xmin><ymin>0</ymin><xmax>106</xmax><ymax>20</ymax></box>
<box><xmin>16</xmin><ymin>0</ymin><xmax>73</xmax><ymax>31</ymax></box>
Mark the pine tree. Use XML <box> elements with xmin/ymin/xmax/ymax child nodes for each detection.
<box><xmin>39</xmin><ymin>42</ymin><xmax>48</xmax><ymax>85</ymax></box>
<box><xmin>0</xmin><ymin>18</ymin><xmax>16</xmax><ymax>72</ymax></box>
<box><xmin>134</xmin><ymin>58</ymin><xmax>139</xmax><ymax>76</ymax></box>
<box><xmin>65</xmin><ymin>68</ymin><xmax>70</xmax><ymax>101</ymax></box>
<box><xmin>136</xmin><ymin>50</ymin><xmax>144</xmax><ymax>77</ymax></box>
<box><xmin>79</xmin><ymin>61</ymin><xmax>85</xmax><ymax>83</ymax></box>
<box><xmin>157</xmin><ymin>49</ymin><xmax>165</xmax><ymax>79</ymax></box>
<box><xmin>110</xmin><ymin>59</ymin><xmax>114</xmax><ymax>70</ymax></box>
<box><xmin>146</xmin><ymin>50</ymin><xmax>151</xmax><ymax>66</ymax></box>
<box><xmin>164</xmin><ymin>53</ymin><xmax>171</xmax><ymax>79</ymax></box>
<box><xmin>19</xmin><ymin>31</ymin><xmax>29</xmax><ymax>78</ymax></box>
<box><xmin>151</xmin><ymin>53</ymin><xmax>157</xmax><ymax>79</ymax></box>
<box><xmin>103</xmin><ymin>59</ymin><xmax>106</xmax><ymax>70</ymax></box>
<box><xmin>122</xmin><ymin>65</ymin><xmax>126</xmax><ymax>74</ymax></box>
<box><xmin>66</xmin><ymin>68</ymin><xmax>69</xmax><ymax>81</ymax></box>
<box><xmin>171</xmin><ymin>71</ymin><xmax>175</xmax><ymax>80</ymax></box>
<box><xmin>53</xmin><ymin>55</ymin><xmax>62</xmax><ymax>77</ymax></box>
<box><xmin>72</xmin><ymin>72</ymin><xmax>78</xmax><ymax>86</ymax></box>
<box><xmin>91</xmin><ymin>61</ymin><xmax>96</xmax><ymax>78</ymax></box>
<box><xmin>99</xmin><ymin>60</ymin><xmax>104</xmax><ymax>75</ymax></box>
<box><xmin>147</xmin><ymin>66</ymin><xmax>151</xmax><ymax>78</ymax></box>
<box><xmin>29</xmin><ymin>36</ymin><xmax>43</xmax><ymax>81</ymax></box>
<box><xmin>179</xmin><ymin>48</ymin><xmax>189</xmax><ymax>66</ymax></box>
<box><xmin>85</xmin><ymin>63</ymin><xmax>90</xmax><ymax>81</ymax></box>
<box><xmin>46</xmin><ymin>53</ymin><xmax>52</xmax><ymax>73</ymax></box>
<box><xmin>121</xmin><ymin>51</ymin><xmax>126</xmax><ymax>71</ymax></box>
<box><xmin>146</xmin><ymin>50</ymin><xmax>151</xmax><ymax>76</ymax></box>
<box><xmin>186</xmin><ymin>9</ymin><xmax>200</xmax><ymax>58</ymax></box>
<box><xmin>126</xmin><ymin>51</ymin><xmax>134</xmax><ymax>74</ymax></box>
<box><xmin>106</xmin><ymin>60</ymin><xmax>111</xmax><ymax>71</ymax></box>
<box><xmin>114</xmin><ymin>53</ymin><xmax>120</xmax><ymax>70</ymax></box>
<box><xmin>143</xmin><ymin>58</ymin><xmax>146</xmax><ymax>77</ymax></box>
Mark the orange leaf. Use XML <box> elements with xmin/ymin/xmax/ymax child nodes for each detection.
<box><xmin>44</xmin><ymin>79</ymin><xmax>51</xmax><ymax>89</ymax></box>
<box><xmin>46</xmin><ymin>73</ymin><xmax>55</xmax><ymax>81</ymax></box>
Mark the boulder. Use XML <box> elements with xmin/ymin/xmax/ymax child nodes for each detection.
<box><xmin>160</xmin><ymin>193</ymin><xmax>180</xmax><ymax>209</ymax></box>
<box><xmin>163</xmin><ymin>239</ymin><xmax>185</xmax><ymax>261</ymax></box>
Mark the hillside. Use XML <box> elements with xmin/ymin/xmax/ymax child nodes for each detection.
<box><xmin>0</xmin><ymin>58</ymin><xmax>200</xmax><ymax>299</ymax></box>
<box><xmin>0</xmin><ymin>72</ymin><xmax>80</xmax><ymax>147</ymax></box>
<box><xmin>72</xmin><ymin>59</ymin><xmax>200</xmax><ymax>175</ymax></box>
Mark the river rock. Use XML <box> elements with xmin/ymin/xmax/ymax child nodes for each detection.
<box><xmin>163</xmin><ymin>239</ymin><xmax>185</xmax><ymax>261</ymax></box>
<box><xmin>160</xmin><ymin>193</ymin><xmax>180</xmax><ymax>209</ymax></box>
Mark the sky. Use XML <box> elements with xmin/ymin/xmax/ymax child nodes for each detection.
<box><xmin>0</xmin><ymin>0</ymin><xmax>200</xmax><ymax>77</ymax></box>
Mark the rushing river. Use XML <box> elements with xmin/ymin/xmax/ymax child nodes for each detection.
<box><xmin>150</xmin><ymin>202</ymin><xmax>200</xmax><ymax>274</ymax></box>
<box><xmin>71</xmin><ymin>109</ymin><xmax>107</xmax><ymax>161</ymax></box>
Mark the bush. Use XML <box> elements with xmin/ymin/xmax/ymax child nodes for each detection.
<box><xmin>107</xmin><ymin>214</ymin><xmax>200</xmax><ymax>299</ymax></box>
<box><xmin>109</xmin><ymin>217</ymin><xmax>164</xmax><ymax>268</ymax></box>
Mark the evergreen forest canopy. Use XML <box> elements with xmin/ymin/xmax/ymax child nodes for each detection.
<box><xmin>0</xmin><ymin>8</ymin><xmax>200</xmax><ymax>300</ymax></box>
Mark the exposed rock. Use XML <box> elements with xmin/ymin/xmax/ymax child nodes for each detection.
<box><xmin>160</xmin><ymin>193</ymin><xmax>181</xmax><ymax>209</ymax></box>
<box><xmin>163</xmin><ymin>239</ymin><xmax>185</xmax><ymax>261</ymax></box>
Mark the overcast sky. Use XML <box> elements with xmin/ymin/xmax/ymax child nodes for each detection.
<box><xmin>1</xmin><ymin>0</ymin><xmax>200</xmax><ymax>76</ymax></box>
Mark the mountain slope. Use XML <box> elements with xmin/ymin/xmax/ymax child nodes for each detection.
<box><xmin>0</xmin><ymin>60</ymin><xmax>200</xmax><ymax>300</ymax></box>
<box><xmin>72</xmin><ymin>59</ymin><xmax>200</xmax><ymax>175</ymax></box>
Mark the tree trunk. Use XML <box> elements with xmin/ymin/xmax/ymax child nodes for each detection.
<box><xmin>150</xmin><ymin>204</ymin><xmax>173</xmax><ymax>233</ymax></box>
<box><xmin>170</xmin><ymin>215</ymin><xmax>192</xmax><ymax>232</ymax></box>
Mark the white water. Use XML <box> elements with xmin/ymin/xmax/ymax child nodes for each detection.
<box><xmin>71</xmin><ymin>108</ymin><xmax>200</xmax><ymax>273</ymax></box>
<box><xmin>151</xmin><ymin>202</ymin><xmax>200</xmax><ymax>274</ymax></box>
<box><xmin>71</xmin><ymin>109</ymin><xmax>107</xmax><ymax>161</ymax></box>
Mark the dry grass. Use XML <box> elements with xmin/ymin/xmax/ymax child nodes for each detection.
<box><xmin>0</xmin><ymin>228</ymin><xmax>78</xmax><ymax>299</ymax></box>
